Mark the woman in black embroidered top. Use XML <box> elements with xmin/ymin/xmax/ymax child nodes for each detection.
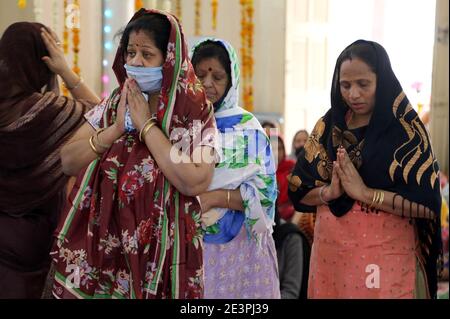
<box><xmin>288</xmin><ymin>40</ymin><xmax>442</xmax><ymax>299</ymax></box>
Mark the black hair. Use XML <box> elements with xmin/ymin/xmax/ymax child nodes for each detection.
<box><xmin>336</xmin><ymin>41</ymin><xmax>378</xmax><ymax>74</ymax></box>
<box><xmin>261</xmin><ymin>121</ymin><xmax>277</xmax><ymax>129</ymax></box>
<box><xmin>191</xmin><ymin>40</ymin><xmax>232</xmax><ymax>87</ymax></box>
<box><xmin>117</xmin><ymin>13</ymin><xmax>171</xmax><ymax>59</ymax></box>
<box><xmin>293</xmin><ymin>129</ymin><xmax>309</xmax><ymax>139</ymax></box>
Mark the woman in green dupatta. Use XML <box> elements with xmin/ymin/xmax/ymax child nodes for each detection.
<box><xmin>191</xmin><ymin>38</ymin><xmax>280</xmax><ymax>299</ymax></box>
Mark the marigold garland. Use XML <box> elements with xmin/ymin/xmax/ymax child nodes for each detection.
<box><xmin>195</xmin><ymin>0</ymin><xmax>201</xmax><ymax>36</ymax></box>
<box><xmin>18</xmin><ymin>0</ymin><xmax>26</xmax><ymax>9</ymax></box>
<box><xmin>211</xmin><ymin>0</ymin><xmax>218</xmax><ymax>31</ymax></box>
<box><xmin>62</xmin><ymin>0</ymin><xmax>70</xmax><ymax>96</ymax></box>
<box><xmin>240</xmin><ymin>0</ymin><xmax>254</xmax><ymax>111</ymax></box>
<box><xmin>72</xmin><ymin>0</ymin><xmax>80</xmax><ymax>77</ymax></box>
<box><xmin>135</xmin><ymin>0</ymin><xmax>144</xmax><ymax>11</ymax></box>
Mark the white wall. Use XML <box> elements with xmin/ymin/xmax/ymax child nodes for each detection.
<box><xmin>284</xmin><ymin>0</ymin><xmax>437</xmax><ymax>155</ymax></box>
<box><xmin>430</xmin><ymin>0</ymin><xmax>449</xmax><ymax>174</ymax></box>
<box><xmin>285</xmin><ymin>0</ymin><xmax>331</xmax><ymax>153</ymax></box>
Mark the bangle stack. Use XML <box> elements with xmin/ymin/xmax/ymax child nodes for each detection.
<box><xmin>139</xmin><ymin>118</ymin><xmax>157</xmax><ymax>142</ymax></box>
<box><xmin>88</xmin><ymin>128</ymin><xmax>111</xmax><ymax>158</ymax></box>
<box><xmin>369</xmin><ymin>189</ymin><xmax>385</xmax><ymax>209</ymax></box>
<box><xmin>94</xmin><ymin>128</ymin><xmax>110</xmax><ymax>149</ymax></box>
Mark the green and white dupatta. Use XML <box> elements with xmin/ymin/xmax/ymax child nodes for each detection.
<box><xmin>192</xmin><ymin>38</ymin><xmax>277</xmax><ymax>243</ymax></box>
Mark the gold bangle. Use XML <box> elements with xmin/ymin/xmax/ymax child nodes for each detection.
<box><xmin>89</xmin><ymin>135</ymin><xmax>102</xmax><ymax>157</ymax></box>
<box><xmin>95</xmin><ymin>128</ymin><xmax>110</xmax><ymax>149</ymax></box>
<box><xmin>374</xmin><ymin>191</ymin><xmax>381</xmax><ymax>208</ymax></box>
<box><xmin>226</xmin><ymin>190</ymin><xmax>231</xmax><ymax>209</ymax></box>
<box><xmin>369</xmin><ymin>189</ymin><xmax>383</xmax><ymax>209</ymax></box>
<box><xmin>377</xmin><ymin>191</ymin><xmax>385</xmax><ymax>206</ymax></box>
<box><xmin>140</xmin><ymin>117</ymin><xmax>154</xmax><ymax>131</ymax></box>
<box><xmin>139</xmin><ymin>120</ymin><xmax>156</xmax><ymax>142</ymax></box>
<box><xmin>369</xmin><ymin>189</ymin><xmax>377</xmax><ymax>209</ymax></box>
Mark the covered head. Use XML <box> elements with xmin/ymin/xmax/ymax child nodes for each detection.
<box><xmin>191</xmin><ymin>38</ymin><xmax>239</xmax><ymax>112</ymax></box>
<box><xmin>0</xmin><ymin>21</ymin><xmax>58</xmax><ymax>127</ymax></box>
<box><xmin>112</xmin><ymin>9</ymin><xmax>212</xmax><ymax>136</ymax></box>
<box><xmin>0</xmin><ymin>22</ymin><xmax>57</xmax><ymax>97</ymax></box>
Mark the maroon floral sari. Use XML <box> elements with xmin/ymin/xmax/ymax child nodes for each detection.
<box><xmin>51</xmin><ymin>9</ymin><xmax>216</xmax><ymax>299</ymax></box>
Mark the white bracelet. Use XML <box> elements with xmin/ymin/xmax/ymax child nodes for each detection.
<box><xmin>319</xmin><ymin>185</ymin><xmax>330</xmax><ymax>205</ymax></box>
<box><xmin>66</xmin><ymin>77</ymin><xmax>83</xmax><ymax>90</ymax></box>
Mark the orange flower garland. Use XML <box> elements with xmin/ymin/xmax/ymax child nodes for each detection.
<box><xmin>240</xmin><ymin>0</ymin><xmax>254</xmax><ymax>111</ymax></box>
<box><xmin>195</xmin><ymin>0</ymin><xmax>201</xmax><ymax>36</ymax></box>
<box><xmin>61</xmin><ymin>0</ymin><xmax>81</xmax><ymax>96</ymax></box>
<box><xmin>211</xmin><ymin>0</ymin><xmax>218</xmax><ymax>31</ymax></box>
<box><xmin>135</xmin><ymin>0</ymin><xmax>144</xmax><ymax>11</ymax></box>
<box><xmin>72</xmin><ymin>0</ymin><xmax>80</xmax><ymax>77</ymax></box>
<box><xmin>62</xmin><ymin>0</ymin><xmax>70</xmax><ymax>96</ymax></box>
<box><xmin>18</xmin><ymin>0</ymin><xmax>27</xmax><ymax>9</ymax></box>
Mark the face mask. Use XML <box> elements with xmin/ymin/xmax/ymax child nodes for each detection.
<box><xmin>124</xmin><ymin>64</ymin><xmax>163</xmax><ymax>94</ymax></box>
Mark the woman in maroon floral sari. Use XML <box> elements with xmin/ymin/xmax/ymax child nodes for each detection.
<box><xmin>50</xmin><ymin>9</ymin><xmax>217</xmax><ymax>299</ymax></box>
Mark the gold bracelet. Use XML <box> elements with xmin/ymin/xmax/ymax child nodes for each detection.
<box><xmin>139</xmin><ymin>120</ymin><xmax>157</xmax><ymax>142</ymax></box>
<box><xmin>369</xmin><ymin>189</ymin><xmax>377</xmax><ymax>209</ymax></box>
<box><xmin>140</xmin><ymin>117</ymin><xmax>154</xmax><ymax>131</ymax></box>
<box><xmin>377</xmin><ymin>191</ymin><xmax>385</xmax><ymax>206</ymax></box>
<box><xmin>369</xmin><ymin>189</ymin><xmax>381</xmax><ymax>209</ymax></box>
<box><xmin>226</xmin><ymin>190</ymin><xmax>231</xmax><ymax>209</ymax></box>
<box><xmin>89</xmin><ymin>135</ymin><xmax>102</xmax><ymax>157</ymax></box>
<box><xmin>94</xmin><ymin>128</ymin><xmax>110</xmax><ymax>149</ymax></box>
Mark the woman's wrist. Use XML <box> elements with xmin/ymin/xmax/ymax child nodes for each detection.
<box><xmin>206</xmin><ymin>190</ymin><xmax>225</xmax><ymax>209</ymax></box>
<box><xmin>60</xmin><ymin>68</ymin><xmax>85</xmax><ymax>91</ymax></box>
<box><xmin>138</xmin><ymin>117</ymin><xmax>158</xmax><ymax>142</ymax></box>
<box><xmin>59</xmin><ymin>67</ymin><xmax>75</xmax><ymax>82</ymax></box>
<box><xmin>136</xmin><ymin>117</ymin><xmax>151</xmax><ymax>132</ymax></box>
<box><xmin>207</xmin><ymin>190</ymin><xmax>221</xmax><ymax>209</ymax></box>
<box><xmin>110</xmin><ymin>123</ymin><xmax>124</xmax><ymax>139</ymax></box>
<box><xmin>362</xmin><ymin>187</ymin><xmax>374</xmax><ymax>205</ymax></box>
<box><xmin>321</xmin><ymin>185</ymin><xmax>334</xmax><ymax>202</ymax></box>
